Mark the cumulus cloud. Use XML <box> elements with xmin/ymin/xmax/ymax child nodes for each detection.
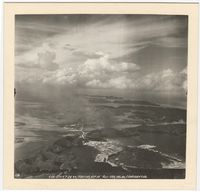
<box><xmin>39</xmin><ymin>51</ymin><xmax>141</xmax><ymax>88</ymax></box>
<box><xmin>75</xmin><ymin>52</ymin><xmax>140</xmax><ymax>89</ymax></box>
<box><xmin>16</xmin><ymin>42</ymin><xmax>187</xmax><ymax>93</ymax></box>
<box><xmin>37</xmin><ymin>50</ymin><xmax>59</xmax><ymax>71</ymax></box>
<box><xmin>182</xmin><ymin>80</ymin><xmax>187</xmax><ymax>91</ymax></box>
<box><xmin>86</xmin><ymin>76</ymin><xmax>134</xmax><ymax>89</ymax></box>
<box><xmin>84</xmin><ymin>67</ymin><xmax>187</xmax><ymax>92</ymax></box>
<box><xmin>32</xmin><ymin>49</ymin><xmax>187</xmax><ymax>93</ymax></box>
<box><xmin>180</xmin><ymin>67</ymin><xmax>187</xmax><ymax>91</ymax></box>
<box><xmin>15</xmin><ymin>43</ymin><xmax>60</xmax><ymax>71</ymax></box>
<box><xmin>79</xmin><ymin>52</ymin><xmax>140</xmax><ymax>77</ymax></box>
<box><xmin>137</xmin><ymin>68</ymin><xmax>187</xmax><ymax>92</ymax></box>
<box><xmin>107</xmin><ymin>76</ymin><xmax>134</xmax><ymax>89</ymax></box>
<box><xmin>42</xmin><ymin>68</ymin><xmax>77</xmax><ymax>85</ymax></box>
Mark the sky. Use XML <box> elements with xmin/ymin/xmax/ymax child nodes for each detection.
<box><xmin>15</xmin><ymin>14</ymin><xmax>188</xmax><ymax>105</ymax></box>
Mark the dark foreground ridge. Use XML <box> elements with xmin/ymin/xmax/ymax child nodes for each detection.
<box><xmin>15</xmin><ymin>134</ymin><xmax>126</xmax><ymax>178</ymax></box>
<box><xmin>15</xmin><ymin>133</ymin><xmax>185</xmax><ymax>179</ymax></box>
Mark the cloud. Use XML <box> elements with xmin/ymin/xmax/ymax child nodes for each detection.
<box><xmin>75</xmin><ymin>52</ymin><xmax>140</xmax><ymax>89</ymax></box>
<box><xmin>15</xmin><ymin>43</ymin><xmax>59</xmax><ymax>71</ymax></box>
<box><xmin>181</xmin><ymin>67</ymin><xmax>187</xmax><ymax>75</ymax></box>
<box><xmin>39</xmin><ymin>51</ymin><xmax>140</xmax><ymax>88</ymax></box>
<box><xmin>107</xmin><ymin>76</ymin><xmax>134</xmax><ymax>89</ymax></box>
<box><xmin>153</xmin><ymin>36</ymin><xmax>187</xmax><ymax>48</ymax></box>
<box><xmin>86</xmin><ymin>76</ymin><xmax>133</xmax><ymax>89</ymax></box>
<box><xmin>40</xmin><ymin>66</ymin><xmax>80</xmax><ymax>85</ymax></box>
<box><xmin>79</xmin><ymin>52</ymin><xmax>140</xmax><ymax>76</ymax></box>
<box><xmin>137</xmin><ymin>68</ymin><xmax>187</xmax><ymax>92</ymax></box>
<box><xmin>16</xmin><ymin>44</ymin><xmax>187</xmax><ymax>93</ymax></box>
<box><xmin>182</xmin><ymin>80</ymin><xmax>187</xmax><ymax>91</ymax></box>
<box><xmin>180</xmin><ymin>67</ymin><xmax>187</xmax><ymax>91</ymax></box>
<box><xmin>37</xmin><ymin>50</ymin><xmax>59</xmax><ymax>71</ymax></box>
